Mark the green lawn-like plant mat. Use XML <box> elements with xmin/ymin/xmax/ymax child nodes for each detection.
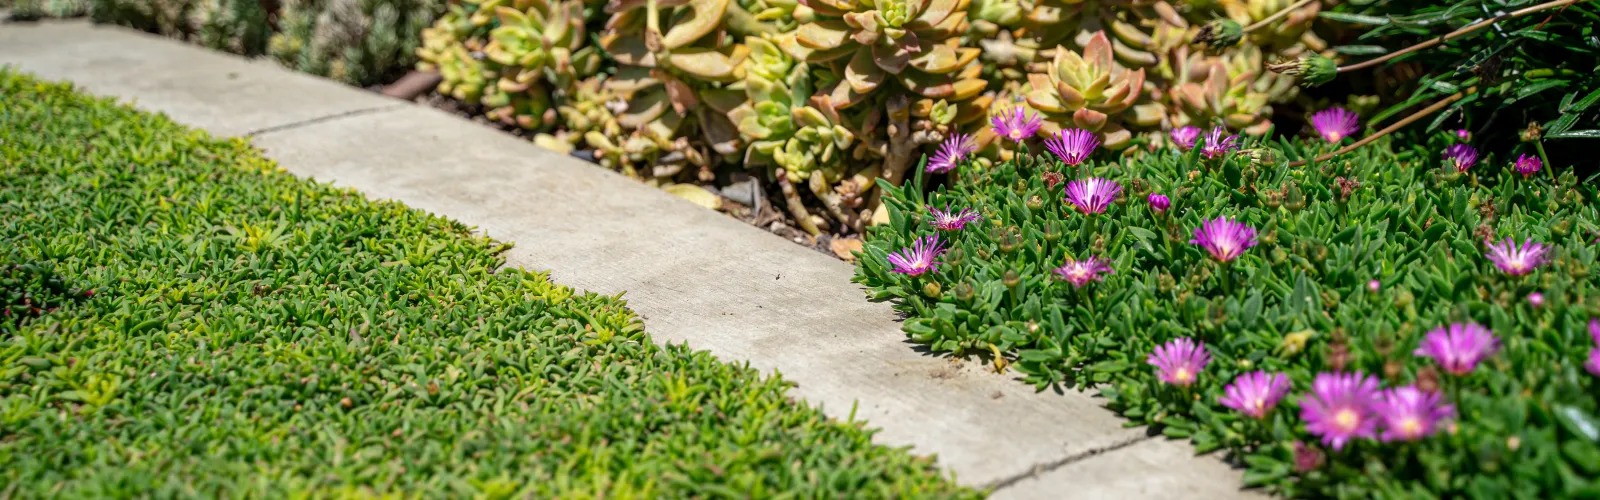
<box><xmin>0</xmin><ymin>69</ymin><xmax>979</xmax><ymax>499</ymax></box>
<box><xmin>856</xmin><ymin>131</ymin><xmax>1600</xmax><ymax>497</ymax></box>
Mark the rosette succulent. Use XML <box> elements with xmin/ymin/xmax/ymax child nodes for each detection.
<box><xmin>784</xmin><ymin>0</ymin><xmax>985</xmax><ymax>112</ymax></box>
<box><xmin>1024</xmin><ymin>30</ymin><xmax>1150</xmax><ymax>150</ymax></box>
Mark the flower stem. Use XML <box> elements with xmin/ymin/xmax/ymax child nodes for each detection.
<box><xmin>1288</xmin><ymin>86</ymin><xmax>1478</xmax><ymax>167</ymax></box>
<box><xmin>1337</xmin><ymin>0</ymin><xmax>1590</xmax><ymax>73</ymax></box>
<box><xmin>1244</xmin><ymin>0</ymin><xmax>1317</xmax><ymax>33</ymax></box>
<box><xmin>1535</xmin><ymin>140</ymin><xmax>1555</xmax><ymax>183</ymax></box>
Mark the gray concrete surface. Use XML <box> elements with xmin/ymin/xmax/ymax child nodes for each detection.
<box><xmin>0</xmin><ymin>19</ymin><xmax>1265</xmax><ymax>498</ymax></box>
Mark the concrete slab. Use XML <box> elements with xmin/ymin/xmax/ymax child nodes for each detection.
<box><xmin>0</xmin><ymin>20</ymin><xmax>400</xmax><ymax>137</ymax></box>
<box><xmin>993</xmin><ymin>438</ymin><xmax>1264</xmax><ymax>500</ymax></box>
<box><xmin>0</xmin><ymin>19</ymin><xmax>1262</xmax><ymax>496</ymax></box>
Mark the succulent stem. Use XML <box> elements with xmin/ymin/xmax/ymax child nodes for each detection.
<box><xmin>725</xmin><ymin>2</ymin><xmax>778</xmax><ymax>37</ymax></box>
<box><xmin>1337</xmin><ymin>0</ymin><xmax>1590</xmax><ymax>73</ymax></box>
<box><xmin>1288</xmin><ymin>86</ymin><xmax>1478</xmax><ymax>167</ymax></box>
<box><xmin>1243</xmin><ymin>0</ymin><xmax>1317</xmax><ymax>33</ymax></box>
<box><xmin>776</xmin><ymin>168</ymin><xmax>823</xmax><ymax>236</ymax></box>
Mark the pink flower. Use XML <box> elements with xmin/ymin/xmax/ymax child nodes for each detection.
<box><xmin>925</xmin><ymin>133</ymin><xmax>977</xmax><ymax>173</ymax></box>
<box><xmin>1044</xmin><ymin>128</ymin><xmax>1099</xmax><ymax>165</ymax></box>
<box><xmin>1375</xmin><ymin>386</ymin><xmax>1455</xmax><ymax>442</ymax></box>
<box><xmin>1300</xmin><ymin>371</ymin><xmax>1382</xmax><ymax>451</ymax></box>
<box><xmin>1190</xmin><ymin>216</ymin><xmax>1258</xmax><ymax>263</ymax></box>
<box><xmin>1054</xmin><ymin>255</ymin><xmax>1113</xmax><ymax>288</ymax></box>
<box><xmin>1147</xmin><ymin>338</ymin><xmax>1210</xmax><ymax>387</ymax></box>
<box><xmin>1147</xmin><ymin>193</ymin><xmax>1170</xmax><ymax>214</ymax></box>
<box><xmin>1413</xmin><ymin>322</ymin><xmax>1500</xmax><ymax>376</ymax></box>
<box><xmin>1218</xmin><ymin>371</ymin><xmax>1291</xmax><ymax>419</ymax></box>
<box><xmin>1170</xmin><ymin>126</ymin><xmax>1202</xmax><ymax>150</ymax></box>
<box><xmin>928</xmin><ymin>205</ymin><xmax>981</xmax><ymax>231</ymax></box>
<box><xmin>1311</xmin><ymin>107</ymin><xmax>1360</xmax><ymax>143</ymax></box>
<box><xmin>1513</xmin><ymin>154</ymin><xmax>1542</xmax><ymax>178</ymax></box>
<box><xmin>1442</xmin><ymin>144</ymin><xmax>1479</xmax><ymax>172</ymax></box>
<box><xmin>1063</xmin><ymin>177</ymin><xmax>1122</xmax><ymax>215</ymax></box>
<box><xmin>990</xmin><ymin>106</ymin><xmax>1043</xmax><ymax>144</ymax></box>
<box><xmin>1484</xmin><ymin>237</ymin><xmax>1550</xmax><ymax>276</ymax></box>
<box><xmin>1200</xmin><ymin>126</ymin><xmax>1240</xmax><ymax>159</ymax></box>
<box><xmin>887</xmin><ymin>235</ymin><xmax>948</xmax><ymax>276</ymax></box>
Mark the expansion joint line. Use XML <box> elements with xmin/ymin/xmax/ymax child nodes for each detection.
<box><xmin>244</xmin><ymin>103</ymin><xmax>409</xmax><ymax>137</ymax></box>
<box><xmin>982</xmin><ymin>434</ymin><xmax>1158</xmax><ymax>493</ymax></box>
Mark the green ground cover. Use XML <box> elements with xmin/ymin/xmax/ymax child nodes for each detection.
<box><xmin>0</xmin><ymin>69</ymin><xmax>978</xmax><ymax>498</ymax></box>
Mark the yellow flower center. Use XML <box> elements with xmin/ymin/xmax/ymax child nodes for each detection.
<box><xmin>1009</xmin><ymin>130</ymin><xmax>1024</xmax><ymax>140</ymax></box>
<box><xmin>1334</xmin><ymin>409</ymin><xmax>1359</xmax><ymax>430</ymax></box>
<box><xmin>1328</xmin><ymin>132</ymin><xmax>1342</xmax><ymax>142</ymax></box>
<box><xmin>1173</xmin><ymin>368</ymin><xmax>1193</xmax><ymax>384</ymax></box>
<box><xmin>1400</xmin><ymin>417</ymin><xmax>1422</xmax><ymax>437</ymax></box>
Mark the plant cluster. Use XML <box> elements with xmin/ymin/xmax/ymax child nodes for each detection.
<box><xmin>855</xmin><ymin>106</ymin><xmax>1600</xmax><ymax>496</ymax></box>
<box><xmin>0</xmin><ymin>70</ymin><xmax>979</xmax><ymax>498</ymax></box>
<box><xmin>84</xmin><ymin>0</ymin><xmax>446</xmax><ymax>86</ymax></box>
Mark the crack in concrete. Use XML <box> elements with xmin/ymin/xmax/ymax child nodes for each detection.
<box><xmin>245</xmin><ymin>104</ymin><xmax>408</xmax><ymax>137</ymax></box>
<box><xmin>981</xmin><ymin>434</ymin><xmax>1157</xmax><ymax>493</ymax></box>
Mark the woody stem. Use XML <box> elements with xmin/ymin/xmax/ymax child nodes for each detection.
<box><xmin>1338</xmin><ymin>0</ymin><xmax>1589</xmax><ymax>73</ymax></box>
<box><xmin>1244</xmin><ymin>0</ymin><xmax>1317</xmax><ymax>33</ymax></box>
<box><xmin>1287</xmin><ymin>87</ymin><xmax>1477</xmax><ymax>167</ymax></box>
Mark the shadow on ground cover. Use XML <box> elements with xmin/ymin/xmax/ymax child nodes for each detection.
<box><xmin>855</xmin><ymin>129</ymin><xmax>1600</xmax><ymax>497</ymax></box>
<box><xmin>0</xmin><ymin>69</ymin><xmax>979</xmax><ymax>498</ymax></box>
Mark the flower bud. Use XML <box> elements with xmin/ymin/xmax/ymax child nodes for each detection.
<box><xmin>923</xmin><ymin>281</ymin><xmax>943</xmax><ymax>299</ymax></box>
<box><xmin>1521</xmin><ymin>121</ymin><xmax>1542</xmax><ymax>142</ymax></box>
<box><xmin>1193</xmin><ymin>19</ymin><xmax>1244</xmax><ymax>49</ymax></box>
<box><xmin>1267</xmin><ymin>54</ymin><xmax>1337</xmax><ymax>87</ymax></box>
<box><xmin>955</xmin><ymin>282</ymin><xmax>976</xmax><ymax>301</ymax></box>
<box><xmin>1026</xmin><ymin>195</ymin><xmax>1044</xmax><ymax>210</ymax></box>
<box><xmin>1147</xmin><ymin>193</ymin><xmax>1170</xmax><ymax>214</ymax></box>
<box><xmin>1285</xmin><ymin>182</ymin><xmax>1306</xmax><ymax>211</ymax></box>
<box><xmin>1003</xmin><ymin>270</ymin><xmax>1021</xmax><ymax>288</ymax></box>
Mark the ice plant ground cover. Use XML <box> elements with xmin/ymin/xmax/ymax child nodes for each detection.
<box><xmin>855</xmin><ymin>125</ymin><xmax>1600</xmax><ymax>496</ymax></box>
<box><xmin>0</xmin><ymin>70</ymin><xmax>979</xmax><ymax>497</ymax></box>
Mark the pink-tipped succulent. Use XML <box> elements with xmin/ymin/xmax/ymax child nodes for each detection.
<box><xmin>887</xmin><ymin>235</ymin><xmax>948</xmax><ymax>277</ymax></box>
<box><xmin>1147</xmin><ymin>193</ymin><xmax>1170</xmax><ymax>214</ymax></box>
<box><xmin>1044</xmin><ymin>128</ymin><xmax>1099</xmax><ymax>165</ymax></box>
<box><xmin>1300</xmin><ymin>371</ymin><xmax>1382</xmax><ymax>451</ymax></box>
<box><xmin>1190</xmin><ymin>217</ymin><xmax>1258</xmax><ymax>263</ymax></box>
<box><xmin>1219</xmin><ymin>371</ymin><xmax>1291</xmax><ymax>419</ymax></box>
<box><xmin>1147</xmin><ymin>338</ymin><xmax>1211</xmax><ymax>388</ymax></box>
<box><xmin>926</xmin><ymin>133</ymin><xmax>978</xmax><ymax>174</ymax></box>
<box><xmin>1311</xmin><ymin>107</ymin><xmax>1360</xmax><ymax>144</ymax></box>
<box><xmin>1442</xmin><ymin>144</ymin><xmax>1479</xmax><ymax>172</ymax></box>
<box><xmin>1054</xmin><ymin>255</ymin><xmax>1113</xmax><ymax>288</ymax></box>
<box><xmin>1063</xmin><ymin>177</ymin><xmax>1122</xmax><ymax>215</ymax></box>
<box><xmin>990</xmin><ymin>107</ymin><xmax>1043</xmax><ymax>144</ymax></box>
<box><xmin>1170</xmin><ymin>126</ymin><xmax>1202</xmax><ymax>151</ymax></box>
<box><xmin>1376</xmin><ymin>386</ymin><xmax>1455</xmax><ymax>442</ymax></box>
<box><xmin>1414</xmin><ymin>322</ymin><xmax>1500</xmax><ymax>376</ymax></box>
<box><xmin>1484</xmin><ymin>237</ymin><xmax>1550</xmax><ymax>276</ymax></box>
<box><xmin>1513</xmin><ymin>154</ymin><xmax>1543</xmax><ymax>178</ymax></box>
<box><xmin>1200</xmin><ymin>127</ymin><xmax>1241</xmax><ymax>159</ymax></box>
<box><xmin>928</xmin><ymin>205</ymin><xmax>981</xmax><ymax>231</ymax></box>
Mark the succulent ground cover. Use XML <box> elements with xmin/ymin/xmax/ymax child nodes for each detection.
<box><xmin>0</xmin><ymin>69</ymin><xmax>978</xmax><ymax>497</ymax></box>
<box><xmin>855</xmin><ymin>115</ymin><xmax>1600</xmax><ymax>496</ymax></box>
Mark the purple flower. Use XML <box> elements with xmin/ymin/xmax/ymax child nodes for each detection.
<box><xmin>1190</xmin><ymin>216</ymin><xmax>1258</xmax><ymax>263</ymax></box>
<box><xmin>1063</xmin><ymin>177</ymin><xmax>1122</xmax><ymax>214</ymax></box>
<box><xmin>1587</xmin><ymin>349</ymin><xmax>1600</xmax><ymax>377</ymax></box>
<box><xmin>1147</xmin><ymin>338</ymin><xmax>1211</xmax><ymax>387</ymax></box>
<box><xmin>1367</xmin><ymin>280</ymin><xmax>1381</xmax><ymax>293</ymax></box>
<box><xmin>928</xmin><ymin>205</ymin><xmax>981</xmax><ymax>231</ymax></box>
<box><xmin>1590</xmin><ymin>318</ymin><xmax>1600</xmax><ymax>346</ymax></box>
<box><xmin>1442</xmin><ymin>144</ymin><xmax>1479</xmax><ymax>172</ymax></box>
<box><xmin>1044</xmin><ymin>128</ymin><xmax>1099</xmax><ymax>165</ymax></box>
<box><xmin>1455</xmin><ymin>129</ymin><xmax>1472</xmax><ymax>142</ymax></box>
<box><xmin>990</xmin><ymin>106</ymin><xmax>1043</xmax><ymax>144</ymax></box>
<box><xmin>887</xmin><ymin>234</ymin><xmax>948</xmax><ymax>276</ymax></box>
<box><xmin>1414</xmin><ymin>322</ymin><xmax>1500</xmax><ymax>376</ymax></box>
<box><xmin>1054</xmin><ymin>255</ymin><xmax>1113</xmax><ymax>288</ymax></box>
<box><xmin>1527</xmin><ymin>292</ymin><xmax>1544</xmax><ymax>308</ymax></box>
<box><xmin>1170</xmin><ymin>126</ymin><xmax>1202</xmax><ymax>150</ymax></box>
<box><xmin>1147</xmin><ymin>193</ymin><xmax>1170</xmax><ymax>214</ymax></box>
<box><xmin>1514</xmin><ymin>154</ymin><xmax>1542</xmax><ymax>178</ymax></box>
<box><xmin>1219</xmin><ymin>371</ymin><xmax>1291</xmax><ymax>419</ymax></box>
<box><xmin>1484</xmin><ymin>237</ymin><xmax>1550</xmax><ymax>276</ymax></box>
<box><xmin>1376</xmin><ymin>386</ymin><xmax>1455</xmax><ymax>442</ymax></box>
<box><xmin>1200</xmin><ymin>126</ymin><xmax>1240</xmax><ymax>159</ymax></box>
<box><xmin>1311</xmin><ymin>107</ymin><xmax>1360</xmax><ymax>144</ymax></box>
<box><xmin>925</xmin><ymin>133</ymin><xmax>977</xmax><ymax>173</ymax></box>
<box><xmin>1300</xmin><ymin>371</ymin><xmax>1382</xmax><ymax>451</ymax></box>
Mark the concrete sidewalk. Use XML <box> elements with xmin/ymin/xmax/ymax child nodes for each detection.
<box><xmin>0</xmin><ymin>20</ymin><xmax>1262</xmax><ymax>498</ymax></box>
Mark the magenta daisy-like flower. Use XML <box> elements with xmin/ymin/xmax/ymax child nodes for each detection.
<box><xmin>1590</xmin><ymin>318</ymin><xmax>1600</xmax><ymax>346</ymax></box>
<box><xmin>925</xmin><ymin>133</ymin><xmax>977</xmax><ymax>173</ymax></box>
<box><xmin>1054</xmin><ymin>255</ymin><xmax>1113</xmax><ymax>288</ymax></box>
<box><xmin>1527</xmin><ymin>292</ymin><xmax>1545</xmax><ymax>308</ymax></box>
<box><xmin>990</xmin><ymin>106</ymin><xmax>1043</xmax><ymax>144</ymax></box>
<box><xmin>886</xmin><ymin>234</ymin><xmax>948</xmax><ymax>276</ymax></box>
<box><xmin>1063</xmin><ymin>177</ymin><xmax>1122</xmax><ymax>215</ymax></box>
<box><xmin>1311</xmin><ymin>107</ymin><xmax>1360</xmax><ymax>144</ymax></box>
<box><xmin>1219</xmin><ymin>371</ymin><xmax>1291</xmax><ymax>419</ymax></box>
<box><xmin>928</xmin><ymin>205</ymin><xmax>981</xmax><ymax>231</ymax></box>
<box><xmin>1484</xmin><ymin>237</ymin><xmax>1550</xmax><ymax>276</ymax></box>
<box><xmin>1442</xmin><ymin>144</ymin><xmax>1479</xmax><ymax>172</ymax></box>
<box><xmin>1147</xmin><ymin>193</ymin><xmax>1170</xmax><ymax>214</ymax></box>
<box><xmin>1300</xmin><ymin>371</ymin><xmax>1382</xmax><ymax>451</ymax></box>
<box><xmin>1376</xmin><ymin>386</ymin><xmax>1455</xmax><ymax>442</ymax></box>
<box><xmin>1170</xmin><ymin>126</ymin><xmax>1202</xmax><ymax>151</ymax></box>
<box><xmin>1455</xmin><ymin>129</ymin><xmax>1471</xmax><ymax>142</ymax></box>
<box><xmin>1200</xmin><ymin>126</ymin><xmax>1240</xmax><ymax>159</ymax></box>
<box><xmin>1147</xmin><ymin>338</ymin><xmax>1211</xmax><ymax>387</ymax></box>
<box><xmin>1044</xmin><ymin>128</ymin><xmax>1099</xmax><ymax>165</ymax></box>
<box><xmin>1513</xmin><ymin>154</ymin><xmax>1542</xmax><ymax>178</ymax></box>
<box><xmin>1587</xmin><ymin>349</ymin><xmax>1600</xmax><ymax>377</ymax></box>
<box><xmin>1413</xmin><ymin>322</ymin><xmax>1500</xmax><ymax>376</ymax></box>
<box><xmin>1190</xmin><ymin>216</ymin><xmax>1258</xmax><ymax>263</ymax></box>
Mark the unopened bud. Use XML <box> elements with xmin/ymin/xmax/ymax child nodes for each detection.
<box><xmin>923</xmin><ymin>281</ymin><xmax>943</xmax><ymax>299</ymax></box>
<box><xmin>1193</xmin><ymin>19</ymin><xmax>1244</xmax><ymax>49</ymax></box>
<box><xmin>1267</xmin><ymin>54</ymin><xmax>1337</xmax><ymax>87</ymax></box>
